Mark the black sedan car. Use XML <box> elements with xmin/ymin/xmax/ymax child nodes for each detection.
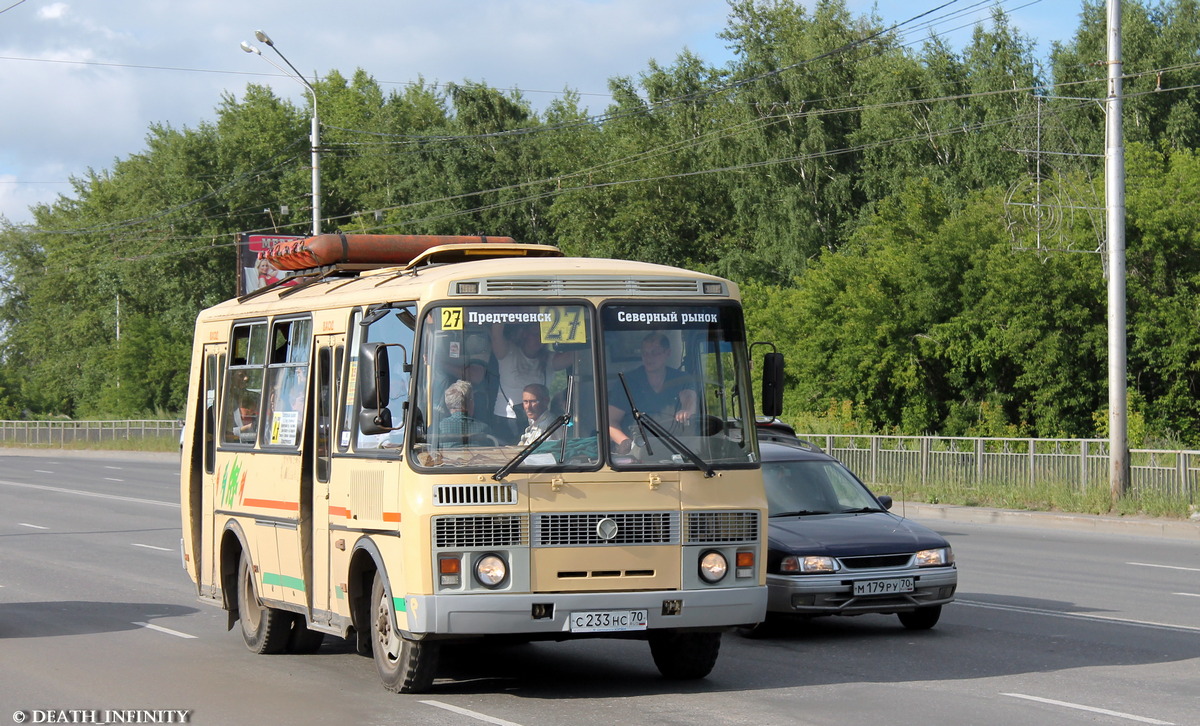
<box><xmin>756</xmin><ymin>434</ymin><xmax>957</xmax><ymax>630</ymax></box>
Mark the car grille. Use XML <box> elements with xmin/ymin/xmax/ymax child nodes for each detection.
<box><xmin>532</xmin><ymin>512</ymin><xmax>680</xmax><ymax>547</ymax></box>
<box><xmin>838</xmin><ymin>554</ymin><xmax>913</xmax><ymax>569</ymax></box>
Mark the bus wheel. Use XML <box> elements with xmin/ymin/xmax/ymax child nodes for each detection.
<box><xmin>286</xmin><ymin>615</ymin><xmax>326</xmax><ymax>654</ymax></box>
<box><xmin>371</xmin><ymin>572</ymin><xmax>439</xmax><ymax>693</ymax></box>
<box><xmin>648</xmin><ymin>631</ymin><xmax>721</xmax><ymax>680</ymax></box>
<box><xmin>237</xmin><ymin>552</ymin><xmax>289</xmax><ymax>654</ymax></box>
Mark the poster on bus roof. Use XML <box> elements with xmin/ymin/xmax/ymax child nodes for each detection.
<box><xmin>237</xmin><ymin>233</ymin><xmax>306</xmax><ymax>297</ymax></box>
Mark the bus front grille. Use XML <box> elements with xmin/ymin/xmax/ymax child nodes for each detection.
<box><xmin>433</xmin><ymin>514</ymin><xmax>529</xmax><ymax>548</ymax></box>
<box><xmin>532</xmin><ymin>512</ymin><xmax>680</xmax><ymax>547</ymax></box>
<box><xmin>685</xmin><ymin>510</ymin><xmax>759</xmax><ymax>544</ymax></box>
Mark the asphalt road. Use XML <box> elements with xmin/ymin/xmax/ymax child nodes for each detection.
<box><xmin>1</xmin><ymin>450</ymin><xmax>1196</xmax><ymax>726</ymax></box>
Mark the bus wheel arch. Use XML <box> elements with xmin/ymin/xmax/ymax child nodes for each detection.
<box><xmin>348</xmin><ymin>541</ymin><xmax>386</xmax><ymax>656</ymax></box>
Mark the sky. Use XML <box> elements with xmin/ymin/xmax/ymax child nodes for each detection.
<box><xmin>0</xmin><ymin>0</ymin><xmax>1089</xmax><ymax>225</ymax></box>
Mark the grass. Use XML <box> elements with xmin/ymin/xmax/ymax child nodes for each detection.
<box><xmin>882</xmin><ymin>476</ymin><xmax>1194</xmax><ymax>519</ymax></box>
<box><xmin>0</xmin><ymin>437</ymin><xmax>181</xmax><ymax>453</ymax></box>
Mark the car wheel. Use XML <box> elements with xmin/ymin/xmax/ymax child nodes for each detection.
<box><xmin>737</xmin><ymin>615</ymin><xmax>779</xmax><ymax>639</ymax></box>
<box><xmin>897</xmin><ymin>605</ymin><xmax>942</xmax><ymax>630</ymax></box>
<box><xmin>648</xmin><ymin>631</ymin><xmax>721</xmax><ymax>679</ymax></box>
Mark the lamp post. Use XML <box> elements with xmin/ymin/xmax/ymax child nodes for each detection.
<box><xmin>241</xmin><ymin>31</ymin><xmax>321</xmax><ymax>236</ymax></box>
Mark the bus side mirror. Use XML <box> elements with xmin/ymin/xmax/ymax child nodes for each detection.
<box><xmin>358</xmin><ymin>343</ymin><xmax>391</xmax><ymax>435</ymax></box>
<box><xmin>761</xmin><ymin>352</ymin><xmax>784</xmax><ymax>418</ymax></box>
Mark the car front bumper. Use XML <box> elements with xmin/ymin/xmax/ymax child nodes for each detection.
<box><xmin>766</xmin><ymin>566</ymin><xmax>957</xmax><ymax>616</ymax></box>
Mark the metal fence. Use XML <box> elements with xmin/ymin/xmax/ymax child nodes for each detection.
<box><xmin>798</xmin><ymin>434</ymin><xmax>1199</xmax><ymax>504</ymax></box>
<box><xmin>0</xmin><ymin>420</ymin><xmax>183</xmax><ymax>447</ymax></box>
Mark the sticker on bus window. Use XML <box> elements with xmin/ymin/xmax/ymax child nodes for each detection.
<box><xmin>441</xmin><ymin>307</ymin><xmax>464</xmax><ymax>331</ymax></box>
<box><xmin>271</xmin><ymin>411</ymin><xmax>299</xmax><ymax>446</ymax></box>
<box><xmin>539</xmin><ymin>306</ymin><xmax>587</xmax><ymax>344</ymax></box>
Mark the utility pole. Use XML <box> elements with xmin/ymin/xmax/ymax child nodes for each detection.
<box><xmin>1106</xmin><ymin>0</ymin><xmax>1129</xmax><ymax>502</ymax></box>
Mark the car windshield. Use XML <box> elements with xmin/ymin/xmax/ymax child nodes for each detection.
<box><xmin>763</xmin><ymin>459</ymin><xmax>883</xmax><ymax>516</ymax></box>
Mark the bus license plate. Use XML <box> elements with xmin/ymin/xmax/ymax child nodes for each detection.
<box><xmin>569</xmin><ymin>609</ymin><xmax>648</xmax><ymax>633</ymax></box>
<box><xmin>854</xmin><ymin>578</ymin><xmax>915</xmax><ymax>596</ymax></box>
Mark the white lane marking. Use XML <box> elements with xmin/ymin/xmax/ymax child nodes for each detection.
<box><xmin>1002</xmin><ymin>693</ymin><xmax>1174</xmax><ymax>725</ymax></box>
<box><xmin>1174</xmin><ymin>592</ymin><xmax>1200</xmax><ymax>598</ymax></box>
<box><xmin>1128</xmin><ymin>562</ymin><xmax>1200</xmax><ymax>573</ymax></box>
<box><xmin>132</xmin><ymin>543</ymin><xmax>173</xmax><ymax>552</ymax></box>
<box><xmin>104</xmin><ymin>466</ymin><xmax>122</xmax><ymax>470</ymax></box>
<box><xmin>18</xmin><ymin>522</ymin><xmax>48</xmax><ymax>529</ymax></box>
<box><xmin>957</xmin><ymin>599</ymin><xmax>1200</xmax><ymax>634</ymax></box>
<box><xmin>104</xmin><ymin>477</ymin><xmax>125</xmax><ymax>482</ymax></box>
<box><xmin>34</xmin><ymin>470</ymin><xmax>53</xmax><ymax>474</ymax></box>
<box><xmin>420</xmin><ymin>700</ymin><xmax>524</xmax><ymax>726</ymax></box>
<box><xmin>133</xmin><ymin>621</ymin><xmax>197</xmax><ymax>639</ymax></box>
<box><xmin>0</xmin><ymin>479</ymin><xmax>177</xmax><ymax>508</ymax></box>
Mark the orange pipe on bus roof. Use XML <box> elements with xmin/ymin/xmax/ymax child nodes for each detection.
<box><xmin>261</xmin><ymin>233</ymin><xmax>518</xmax><ymax>271</ymax></box>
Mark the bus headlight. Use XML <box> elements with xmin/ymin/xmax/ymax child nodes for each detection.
<box><xmin>698</xmin><ymin>550</ymin><xmax>728</xmax><ymax>583</ymax></box>
<box><xmin>474</xmin><ymin>554</ymin><xmax>508</xmax><ymax>588</ymax></box>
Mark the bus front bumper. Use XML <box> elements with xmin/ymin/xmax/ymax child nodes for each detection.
<box><xmin>399</xmin><ymin>586</ymin><xmax>767</xmax><ymax>636</ymax></box>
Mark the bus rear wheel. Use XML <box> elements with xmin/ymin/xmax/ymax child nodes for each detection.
<box><xmin>648</xmin><ymin>631</ymin><xmax>721</xmax><ymax>680</ymax></box>
<box><xmin>371</xmin><ymin>572</ymin><xmax>439</xmax><ymax>693</ymax></box>
<box><xmin>237</xmin><ymin>551</ymin><xmax>289</xmax><ymax>654</ymax></box>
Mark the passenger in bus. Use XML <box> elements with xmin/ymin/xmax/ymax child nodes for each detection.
<box><xmin>607</xmin><ymin>332</ymin><xmax>698</xmax><ymax>453</ymax></box>
<box><xmin>233</xmin><ymin>394</ymin><xmax>259</xmax><ymax>442</ymax></box>
<box><xmin>490</xmin><ymin>322</ymin><xmax>572</xmax><ymax>440</ymax></box>
<box><xmin>436</xmin><ymin>379</ymin><xmax>493</xmax><ymax>446</ymax></box>
<box><xmin>517</xmin><ymin>383</ymin><xmax>562</xmax><ymax>446</ymax></box>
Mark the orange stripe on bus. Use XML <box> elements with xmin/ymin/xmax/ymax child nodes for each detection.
<box><xmin>329</xmin><ymin>506</ymin><xmax>351</xmax><ymax>518</ymax></box>
<box><xmin>383</xmin><ymin>512</ymin><xmax>401</xmax><ymax>522</ymax></box>
<box><xmin>242</xmin><ymin>498</ymin><xmax>299</xmax><ymax>511</ymax></box>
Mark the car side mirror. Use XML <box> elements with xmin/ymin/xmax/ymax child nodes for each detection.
<box><xmin>877</xmin><ymin>495</ymin><xmax>893</xmax><ymax>511</ymax></box>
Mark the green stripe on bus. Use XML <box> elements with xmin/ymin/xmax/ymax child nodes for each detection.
<box><xmin>392</xmin><ymin>596</ymin><xmax>406</xmax><ymax>613</ymax></box>
<box><xmin>262</xmin><ymin>572</ymin><xmax>307</xmax><ymax>592</ymax></box>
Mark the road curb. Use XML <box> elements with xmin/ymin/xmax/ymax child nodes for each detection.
<box><xmin>896</xmin><ymin>500</ymin><xmax>1200</xmax><ymax>542</ymax></box>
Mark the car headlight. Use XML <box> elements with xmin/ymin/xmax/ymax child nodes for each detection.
<box><xmin>915</xmin><ymin>547</ymin><xmax>953</xmax><ymax>567</ymax></box>
<box><xmin>698</xmin><ymin>550</ymin><xmax>728</xmax><ymax>583</ymax></box>
<box><xmin>474</xmin><ymin>553</ymin><xmax>508</xmax><ymax>588</ymax></box>
<box><xmin>780</xmin><ymin>555</ymin><xmax>839</xmax><ymax>573</ymax></box>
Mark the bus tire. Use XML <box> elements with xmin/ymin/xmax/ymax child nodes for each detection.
<box><xmin>648</xmin><ymin>631</ymin><xmax>721</xmax><ymax>680</ymax></box>
<box><xmin>237</xmin><ymin>551</ymin><xmax>290</xmax><ymax>654</ymax></box>
<box><xmin>286</xmin><ymin>615</ymin><xmax>326</xmax><ymax>654</ymax></box>
<box><xmin>371</xmin><ymin>571</ymin><xmax>439</xmax><ymax>693</ymax></box>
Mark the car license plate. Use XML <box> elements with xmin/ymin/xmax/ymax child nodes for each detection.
<box><xmin>569</xmin><ymin>609</ymin><xmax>648</xmax><ymax>633</ymax></box>
<box><xmin>854</xmin><ymin>577</ymin><xmax>915</xmax><ymax>596</ymax></box>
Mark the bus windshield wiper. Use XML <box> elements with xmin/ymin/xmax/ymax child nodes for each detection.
<box><xmin>618</xmin><ymin>373</ymin><xmax>714</xmax><ymax>478</ymax></box>
<box><xmin>493</xmin><ymin>375</ymin><xmax>574</xmax><ymax>482</ymax></box>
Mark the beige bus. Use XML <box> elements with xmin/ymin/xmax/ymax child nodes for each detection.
<box><xmin>180</xmin><ymin>234</ymin><xmax>784</xmax><ymax>693</ymax></box>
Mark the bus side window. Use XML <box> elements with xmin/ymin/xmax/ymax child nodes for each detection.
<box><xmin>222</xmin><ymin>322</ymin><xmax>267</xmax><ymax>445</ymax></box>
<box><xmin>263</xmin><ymin>317</ymin><xmax>312</xmax><ymax>447</ymax></box>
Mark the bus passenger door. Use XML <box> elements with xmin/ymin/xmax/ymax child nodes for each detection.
<box><xmin>309</xmin><ymin>335</ymin><xmax>343</xmax><ymax>623</ymax></box>
<box><xmin>198</xmin><ymin>345</ymin><xmax>224</xmax><ymax>597</ymax></box>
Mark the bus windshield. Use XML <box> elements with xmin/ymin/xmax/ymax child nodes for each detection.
<box><xmin>408</xmin><ymin>301</ymin><xmax>755</xmax><ymax>472</ymax></box>
<box><xmin>410</xmin><ymin>303</ymin><xmax>601</xmax><ymax>470</ymax></box>
<box><xmin>601</xmin><ymin>302</ymin><xmax>755</xmax><ymax>469</ymax></box>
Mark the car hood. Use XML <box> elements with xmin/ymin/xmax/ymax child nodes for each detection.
<box><xmin>768</xmin><ymin>512</ymin><xmax>948</xmax><ymax>558</ymax></box>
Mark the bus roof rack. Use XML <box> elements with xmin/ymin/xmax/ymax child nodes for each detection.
<box><xmin>259</xmin><ymin>233</ymin><xmax>559</xmax><ymax>276</ymax></box>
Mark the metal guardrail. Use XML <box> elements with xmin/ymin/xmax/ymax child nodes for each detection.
<box><xmin>0</xmin><ymin>420</ymin><xmax>183</xmax><ymax>446</ymax></box>
<box><xmin>798</xmin><ymin>434</ymin><xmax>1198</xmax><ymax>503</ymax></box>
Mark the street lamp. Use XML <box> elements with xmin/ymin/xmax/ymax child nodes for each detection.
<box><xmin>241</xmin><ymin>30</ymin><xmax>322</xmax><ymax>236</ymax></box>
